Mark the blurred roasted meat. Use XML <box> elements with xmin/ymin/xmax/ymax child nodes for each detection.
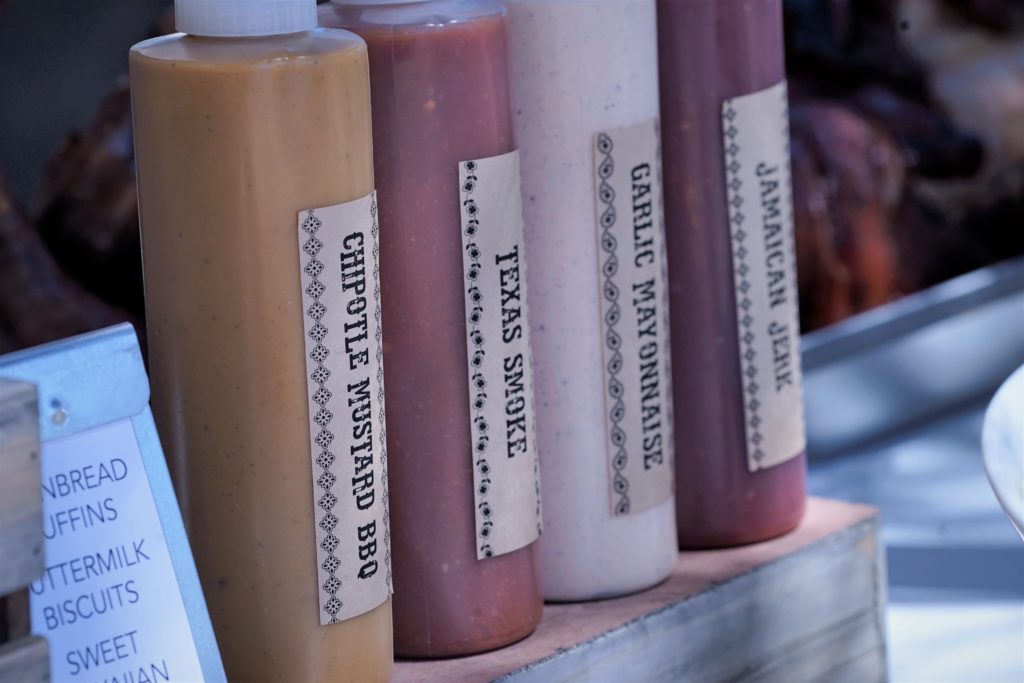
<box><xmin>34</xmin><ymin>79</ymin><xmax>144</xmax><ymax>314</ymax></box>
<box><xmin>0</xmin><ymin>171</ymin><xmax>134</xmax><ymax>350</ymax></box>
<box><xmin>783</xmin><ymin>0</ymin><xmax>1024</xmax><ymax>330</ymax></box>
<box><xmin>791</xmin><ymin>100</ymin><xmax>906</xmax><ymax>329</ymax></box>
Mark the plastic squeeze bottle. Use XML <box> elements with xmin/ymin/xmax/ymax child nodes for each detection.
<box><xmin>130</xmin><ymin>0</ymin><xmax>393</xmax><ymax>679</ymax></box>
<box><xmin>658</xmin><ymin>0</ymin><xmax>808</xmax><ymax>548</ymax></box>
<box><xmin>321</xmin><ymin>0</ymin><xmax>544</xmax><ymax>658</ymax></box>
<box><xmin>505</xmin><ymin>0</ymin><xmax>677</xmax><ymax>601</ymax></box>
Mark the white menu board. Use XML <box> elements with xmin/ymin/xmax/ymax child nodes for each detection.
<box><xmin>0</xmin><ymin>324</ymin><xmax>225</xmax><ymax>683</ymax></box>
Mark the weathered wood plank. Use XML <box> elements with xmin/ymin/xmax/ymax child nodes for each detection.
<box><xmin>0</xmin><ymin>636</ymin><xmax>48</xmax><ymax>683</ymax></box>
<box><xmin>393</xmin><ymin>498</ymin><xmax>886</xmax><ymax>683</ymax></box>
<box><xmin>0</xmin><ymin>590</ymin><xmax>30</xmax><ymax>644</ymax></box>
<box><xmin>0</xmin><ymin>378</ymin><xmax>43</xmax><ymax>597</ymax></box>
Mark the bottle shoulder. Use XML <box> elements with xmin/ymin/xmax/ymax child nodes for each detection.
<box><xmin>319</xmin><ymin>0</ymin><xmax>506</xmax><ymax>31</ymax></box>
<box><xmin>130</xmin><ymin>28</ymin><xmax>366</xmax><ymax>66</ymax></box>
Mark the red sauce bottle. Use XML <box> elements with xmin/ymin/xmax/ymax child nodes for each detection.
<box><xmin>320</xmin><ymin>0</ymin><xmax>543</xmax><ymax>658</ymax></box>
<box><xmin>657</xmin><ymin>0</ymin><xmax>808</xmax><ymax>548</ymax></box>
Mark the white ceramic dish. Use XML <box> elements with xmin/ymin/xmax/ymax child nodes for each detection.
<box><xmin>982</xmin><ymin>363</ymin><xmax>1024</xmax><ymax>539</ymax></box>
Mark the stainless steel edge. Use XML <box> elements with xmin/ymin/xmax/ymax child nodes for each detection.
<box><xmin>801</xmin><ymin>257</ymin><xmax>1024</xmax><ymax>457</ymax></box>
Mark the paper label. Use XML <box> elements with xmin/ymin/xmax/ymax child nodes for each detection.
<box><xmin>593</xmin><ymin>118</ymin><xmax>675</xmax><ymax>515</ymax></box>
<box><xmin>30</xmin><ymin>419</ymin><xmax>206</xmax><ymax>683</ymax></box>
<box><xmin>459</xmin><ymin>151</ymin><xmax>543</xmax><ymax>560</ymax></box>
<box><xmin>722</xmin><ymin>80</ymin><xmax>807</xmax><ymax>472</ymax></box>
<box><xmin>297</xmin><ymin>192</ymin><xmax>392</xmax><ymax>625</ymax></box>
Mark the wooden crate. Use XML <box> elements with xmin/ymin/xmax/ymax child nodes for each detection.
<box><xmin>0</xmin><ymin>378</ymin><xmax>43</xmax><ymax>596</ymax></box>
<box><xmin>0</xmin><ymin>378</ymin><xmax>48</xmax><ymax>683</ymax></box>
<box><xmin>0</xmin><ymin>637</ymin><xmax>47</xmax><ymax>683</ymax></box>
<box><xmin>394</xmin><ymin>498</ymin><xmax>887</xmax><ymax>683</ymax></box>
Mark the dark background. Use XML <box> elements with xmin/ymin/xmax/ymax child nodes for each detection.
<box><xmin>0</xmin><ymin>0</ymin><xmax>167</xmax><ymax>205</ymax></box>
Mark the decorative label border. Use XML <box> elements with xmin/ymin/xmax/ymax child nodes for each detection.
<box><xmin>722</xmin><ymin>105</ymin><xmax>768</xmax><ymax>466</ymax></box>
<box><xmin>299</xmin><ymin>209</ymin><xmax>346</xmax><ymax>621</ymax></box>
<box><xmin>460</xmin><ymin>161</ymin><xmax>496</xmax><ymax>558</ymax></box>
<box><xmin>368</xmin><ymin>196</ymin><xmax>392</xmax><ymax>592</ymax></box>
<box><xmin>595</xmin><ymin>132</ymin><xmax>632</xmax><ymax>516</ymax></box>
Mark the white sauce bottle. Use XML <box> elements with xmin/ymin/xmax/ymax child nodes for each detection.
<box><xmin>507</xmin><ymin>0</ymin><xmax>678</xmax><ymax>600</ymax></box>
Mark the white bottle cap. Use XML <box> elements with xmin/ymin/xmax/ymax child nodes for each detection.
<box><xmin>176</xmin><ymin>0</ymin><xmax>317</xmax><ymax>37</ymax></box>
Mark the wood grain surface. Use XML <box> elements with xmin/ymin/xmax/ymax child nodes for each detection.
<box><xmin>0</xmin><ymin>378</ymin><xmax>42</xmax><ymax>598</ymax></box>
<box><xmin>393</xmin><ymin>498</ymin><xmax>885</xmax><ymax>683</ymax></box>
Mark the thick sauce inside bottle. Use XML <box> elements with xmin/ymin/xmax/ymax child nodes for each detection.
<box><xmin>506</xmin><ymin>0</ymin><xmax>677</xmax><ymax>599</ymax></box>
<box><xmin>657</xmin><ymin>0</ymin><xmax>807</xmax><ymax>548</ymax></box>
<box><xmin>320</xmin><ymin>1</ymin><xmax>543</xmax><ymax>658</ymax></box>
<box><xmin>130</xmin><ymin>30</ymin><xmax>392</xmax><ymax>681</ymax></box>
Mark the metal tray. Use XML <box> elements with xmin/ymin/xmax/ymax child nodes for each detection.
<box><xmin>802</xmin><ymin>256</ymin><xmax>1024</xmax><ymax>458</ymax></box>
<box><xmin>802</xmin><ymin>258</ymin><xmax>1024</xmax><ymax>681</ymax></box>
